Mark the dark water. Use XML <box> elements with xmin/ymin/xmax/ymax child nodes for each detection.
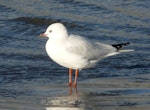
<box><xmin>0</xmin><ymin>0</ymin><xmax>150</xmax><ymax>110</ymax></box>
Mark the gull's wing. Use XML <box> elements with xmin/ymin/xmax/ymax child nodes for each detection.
<box><xmin>65</xmin><ymin>34</ymin><xmax>117</xmax><ymax>61</ymax></box>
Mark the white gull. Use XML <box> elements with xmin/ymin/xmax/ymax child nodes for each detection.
<box><xmin>40</xmin><ymin>23</ymin><xmax>134</xmax><ymax>87</ymax></box>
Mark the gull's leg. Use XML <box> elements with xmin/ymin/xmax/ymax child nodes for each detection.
<box><xmin>74</xmin><ymin>69</ymin><xmax>79</xmax><ymax>88</ymax></box>
<box><xmin>69</xmin><ymin>68</ymin><xmax>72</xmax><ymax>86</ymax></box>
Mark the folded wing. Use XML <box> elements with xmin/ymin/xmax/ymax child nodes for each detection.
<box><xmin>66</xmin><ymin>34</ymin><xmax>117</xmax><ymax>61</ymax></box>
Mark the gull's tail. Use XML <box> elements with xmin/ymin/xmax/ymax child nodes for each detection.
<box><xmin>104</xmin><ymin>42</ymin><xmax>134</xmax><ymax>57</ymax></box>
<box><xmin>112</xmin><ymin>42</ymin><xmax>134</xmax><ymax>52</ymax></box>
<box><xmin>112</xmin><ymin>42</ymin><xmax>130</xmax><ymax>51</ymax></box>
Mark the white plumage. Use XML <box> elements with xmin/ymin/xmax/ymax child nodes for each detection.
<box><xmin>40</xmin><ymin>23</ymin><xmax>133</xmax><ymax>87</ymax></box>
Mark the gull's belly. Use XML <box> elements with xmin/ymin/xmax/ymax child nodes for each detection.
<box><xmin>46</xmin><ymin>43</ymin><xmax>89</xmax><ymax>69</ymax></box>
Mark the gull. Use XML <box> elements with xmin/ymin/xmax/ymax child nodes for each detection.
<box><xmin>40</xmin><ymin>23</ymin><xmax>133</xmax><ymax>87</ymax></box>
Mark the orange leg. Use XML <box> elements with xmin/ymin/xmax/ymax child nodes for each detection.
<box><xmin>74</xmin><ymin>69</ymin><xmax>79</xmax><ymax>88</ymax></box>
<box><xmin>69</xmin><ymin>68</ymin><xmax>72</xmax><ymax>86</ymax></box>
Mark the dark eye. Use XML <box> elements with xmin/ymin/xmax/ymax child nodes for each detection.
<box><xmin>49</xmin><ymin>30</ymin><xmax>52</xmax><ymax>33</ymax></box>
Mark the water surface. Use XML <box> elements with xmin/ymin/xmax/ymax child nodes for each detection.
<box><xmin>0</xmin><ymin>0</ymin><xmax>150</xmax><ymax>110</ymax></box>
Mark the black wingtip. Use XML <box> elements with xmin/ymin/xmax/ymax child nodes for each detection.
<box><xmin>112</xmin><ymin>42</ymin><xmax>130</xmax><ymax>51</ymax></box>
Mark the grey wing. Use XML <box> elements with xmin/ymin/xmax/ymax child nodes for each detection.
<box><xmin>66</xmin><ymin>34</ymin><xmax>117</xmax><ymax>60</ymax></box>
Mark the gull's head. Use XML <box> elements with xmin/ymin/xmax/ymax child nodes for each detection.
<box><xmin>40</xmin><ymin>23</ymin><xmax>68</xmax><ymax>40</ymax></box>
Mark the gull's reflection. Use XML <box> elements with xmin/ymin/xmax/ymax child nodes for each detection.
<box><xmin>44</xmin><ymin>88</ymin><xmax>84</xmax><ymax>110</ymax></box>
<box><xmin>69</xmin><ymin>86</ymin><xmax>78</xmax><ymax>95</ymax></box>
<box><xmin>46</xmin><ymin>107</ymin><xmax>83</xmax><ymax>110</ymax></box>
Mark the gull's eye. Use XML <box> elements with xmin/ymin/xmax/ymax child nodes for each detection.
<box><xmin>49</xmin><ymin>30</ymin><xmax>52</xmax><ymax>33</ymax></box>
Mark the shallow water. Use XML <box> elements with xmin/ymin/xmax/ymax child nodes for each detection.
<box><xmin>0</xmin><ymin>0</ymin><xmax>150</xmax><ymax>110</ymax></box>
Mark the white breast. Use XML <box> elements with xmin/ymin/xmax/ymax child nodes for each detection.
<box><xmin>45</xmin><ymin>39</ymin><xmax>90</xmax><ymax>69</ymax></box>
